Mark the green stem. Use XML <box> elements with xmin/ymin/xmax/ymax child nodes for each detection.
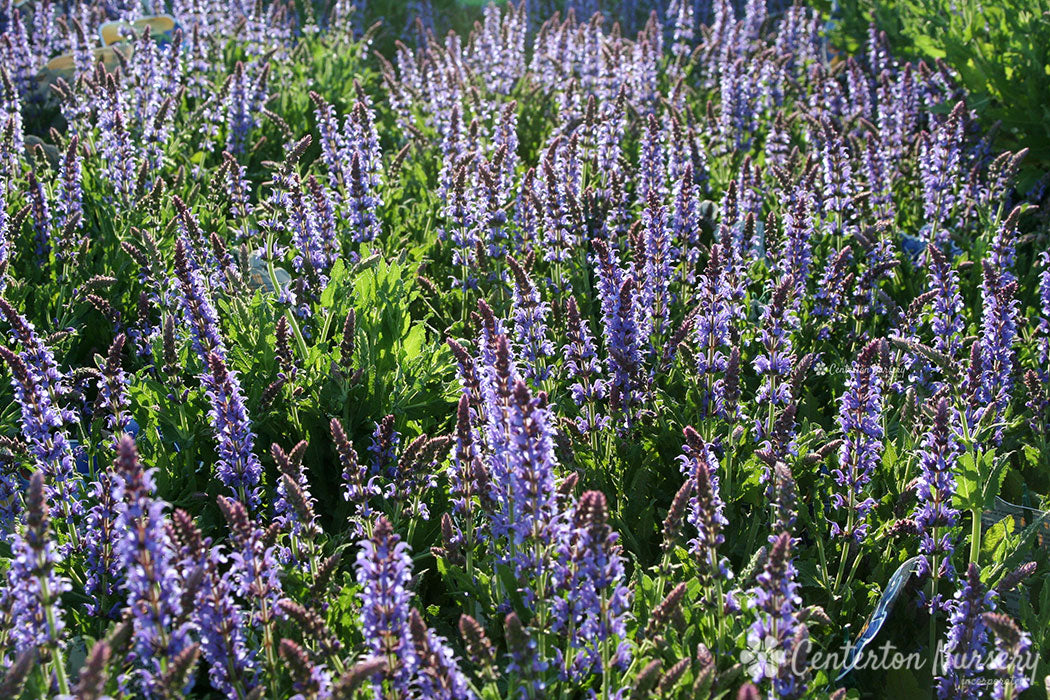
<box><xmin>969</xmin><ymin>508</ymin><xmax>982</xmax><ymax>567</ymax></box>
<box><xmin>265</xmin><ymin>233</ymin><xmax>310</xmax><ymax>362</ymax></box>
<box><xmin>39</xmin><ymin>576</ymin><xmax>69</xmax><ymax>695</ymax></box>
<box><xmin>600</xmin><ymin>593</ymin><xmax>611</xmax><ymax>700</ymax></box>
<box><xmin>929</xmin><ymin>552</ymin><xmax>939</xmax><ymax>700</ymax></box>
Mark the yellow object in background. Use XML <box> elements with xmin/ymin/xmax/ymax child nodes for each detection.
<box><xmin>99</xmin><ymin>15</ymin><xmax>177</xmax><ymax>46</ymax></box>
<box><xmin>36</xmin><ymin>46</ymin><xmax>121</xmax><ymax>92</ymax></box>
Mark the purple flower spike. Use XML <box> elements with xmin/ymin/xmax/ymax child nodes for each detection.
<box><xmin>357</xmin><ymin>516</ymin><xmax>417</xmax><ymax>695</ymax></box>
<box><xmin>830</xmin><ymin>341</ymin><xmax>884</xmax><ymax>543</ymax></box>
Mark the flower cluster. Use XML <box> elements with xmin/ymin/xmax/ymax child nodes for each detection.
<box><xmin>0</xmin><ymin>2</ymin><xmax>1043</xmax><ymax>699</ymax></box>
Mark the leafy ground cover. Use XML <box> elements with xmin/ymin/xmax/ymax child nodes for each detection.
<box><xmin>0</xmin><ymin>0</ymin><xmax>1048</xmax><ymax>698</ymax></box>
<box><xmin>834</xmin><ymin>0</ymin><xmax>1050</xmax><ymax>180</ymax></box>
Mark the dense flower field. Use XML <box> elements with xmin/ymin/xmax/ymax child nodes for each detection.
<box><xmin>0</xmin><ymin>0</ymin><xmax>1049</xmax><ymax>697</ymax></box>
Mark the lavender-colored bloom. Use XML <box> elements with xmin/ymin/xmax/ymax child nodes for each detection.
<box><xmin>449</xmin><ymin>393</ymin><xmax>488</xmax><ymax>527</ymax></box>
<box><xmin>813</xmin><ymin>246</ymin><xmax>854</xmax><ymax>338</ymax></box>
<box><xmin>913</xmin><ymin>398</ymin><xmax>960</xmax><ymax>612</ymax></box>
<box><xmin>830</xmin><ymin>341</ymin><xmax>883</xmax><ymax>543</ymax></box>
<box><xmin>592</xmin><ymin>239</ymin><xmax>642</xmax><ymax>420</ymax></box>
<box><xmin>808</xmin><ymin>63</ymin><xmax>847</xmax><ymax>122</ymax></box>
<box><xmin>982</xmin><ymin>612</ymin><xmax>1032</xmax><ymax>700</ymax></box>
<box><xmin>0</xmin><ymin>66</ymin><xmax>25</xmax><ymax>183</ymax></box>
<box><xmin>862</xmin><ymin>136</ymin><xmax>896</xmax><ymax>221</ymax></box>
<box><xmin>718</xmin><ymin>58</ymin><xmax>757</xmax><ymax>153</ymax></box>
<box><xmin>538</xmin><ymin>143</ymin><xmax>579</xmax><ymax>266</ymax></box>
<box><xmin>96</xmin><ymin>82</ymin><xmax>138</xmax><ymax>202</ymax></box>
<box><xmin>494</xmin><ymin>102</ymin><xmax>519</xmax><ymax>192</ymax></box>
<box><xmin>438</xmin><ymin>104</ymin><xmax>467</xmax><ymax>207</ymax></box>
<box><xmin>504</xmin><ymin>611</ymin><xmax>545</xmax><ymax>697</ymax></box>
<box><xmin>95</xmin><ymin>333</ymin><xmax>131</xmax><ymax>440</ymax></box>
<box><xmin>679</xmin><ymin>427</ymin><xmax>730</xmax><ymax>584</ymax></box>
<box><xmin>347</xmin><ymin>150</ymin><xmax>382</xmax><ymax>243</ymax></box>
<box><xmin>369</xmin><ymin>415</ymin><xmax>401</xmax><ymax>478</ymax></box>
<box><xmin>747</xmin><ymin>531</ymin><xmax>803</xmax><ymax>697</ymax></box>
<box><xmin>0</xmin><ymin>295</ymin><xmax>73</xmax><ymax>421</ymax></box>
<box><xmin>695</xmin><ymin>244</ymin><xmax>736</xmax><ymax>416</ymax></box>
<box><xmin>927</xmin><ymin>246</ymin><xmax>965</xmax><ymax>365</ymax></box>
<box><xmin>83</xmin><ymin>465</ymin><xmax>122</xmax><ymax>618</ymax></box>
<box><xmin>817</xmin><ymin>118</ymin><xmax>855</xmax><ymax>238</ymax></box>
<box><xmin>595</xmin><ymin>89</ymin><xmax>626</xmax><ymax>177</ymax></box>
<box><xmin>938</xmin><ymin>564</ymin><xmax>994</xmax><ymax>699</ymax></box>
<box><xmin>218</xmin><ymin>495</ymin><xmax>282</xmax><ymax>648</ymax></box>
<box><xmin>472</xmin><ymin>160</ymin><xmax>509</xmax><ymax>262</ymax></box>
<box><xmin>53</xmin><ymin>135</ymin><xmax>84</xmax><ymax>257</ymax></box>
<box><xmin>308</xmin><ymin>175</ymin><xmax>339</xmax><ymax>266</ymax></box>
<box><xmin>474</xmin><ymin>321</ymin><xmax>560</xmax><ymax>585</ymax></box>
<box><xmin>0</xmin><ymin>188</ymin><xmax>10</xmax><ymax>293</ymax></box>
<box><xmin>753</xmin><ymin>277</ymin><xmax>797</xmax><ymax>443</ymax></box>
<box><xmin>334</xmin><ymin>417</ymin><xmax>378</xmax><ymax>532</ymax></box>
<box><xmin>867</xmin><ymin>23</ymin><xmax>891</xmax><ymax>75</ymax></box>
<box><xmin>357</xmin><ymin>516</ymin><xmax>417</xmax><ymax>696</ymax></box>
<box><xmin>735</xmin><ymin>161</ymin><xmax>764</xmax><ymax>248</ymax></box>
<box><xmin>562</xmin><ymin>296</ymin><xmax>607</xmax><ymax>433</ymax></box>
<box><xmin>919</xmin><ymin>102</ymin><xmax>966</xmax><ymax>248</ymax></box>
<box><xmin>173</xmin><ymin>238</ymin><xmax>263</xmax><ymax>506</ymax></box>
<box><xmin>630</xmin><ymin>29</ymin><xmax>661</xmax><ymax>107</ymax></box>
<box><xmin>779</xmin><ymin>186</ymin><xmax>814</xmax><ymax>294</ymax></box>
<box><xmin>225</xmin><ymin>61</ymin><xmax>268</xmax><ymax>154</ymax></box>
<box><xmin>551</xmin><ymin>491</ymin><xmax>631</xmax><ymax>678</ymax></box>
<box><xmin>289</xmin><ymin>175</ymin><xmax>329</xmax><ymax>280</ymax></box>
<box><xmin>310</xmin><ymin>91</ymin><xmax>343</xmax><ymax>184</ymax></box>
<box><xmin>339</xmin><ymin>99</ymin><xmax>384</xmax><ymax>244</ymax></box>
<box><xmin>26</xmin><ymin>170</ymin><xmax>51</xmax><ymax>258</ymax></box>
<box><xmin>852</xmin><ymin>235</ymin><xmax>898</xmax><ymax>322</ymax></box>
<box><xmin>845</xmin><ymin>57</ymin><xmax>873</xmax><ymax>120</ymax></box>
<box><xmin>979</xmin><ymin>260</ymin><xmax>1019</xmax><ymax>437</ymax></box>
<box><xmin>272</xmin><ymin>441</ymin><xmax>319</xmax><ymax>562</ymax></box>
<box><xmin>765</xmin><ymin>113</ymin><xmax>792</xmax><ymax>171</ymax></box>
<box><xmin>640</xmin><ymin>191</ymin><xmax>673</xmax><ymax>340</ymax></box>
<box><xmin>469</xmin><ymin>3</ymin><xmax>518</xmax><ymax>93</ymax></box>
<box><xmin>989</xmin><ymin>205</ymin><xmax>1021</xmax><ymax>286</ymax></box>
<box><xmin>195</xmin><ymin>545</ymin><xmax>256</xmax><ymax>697</ymax></box>
<box><xmin>343</xmin><ymin>97</ymin><xmax>382</xmax><ymax>192</ymax></box>
<box><xmin>127</xmin><ymin>31</ymin><xmax>169</xmax><ymax>172</ymax></box>
<box><xmin>504</xmin><ymin>378</ymin><xmax>560</xmax><ymax>565</ymax></box>
<box><xmin>385</xmin><ymin>433</ymin><xmax>441</xmax><ymax>520</ymax></box>
<box><xmin>5</xmin><ymin>471</ymin><xmax>70</xmax><ymax>653</ymax></box>
<box><xmin>670</xmin><ymin>165</ymin><xmax>700</xmax><ymax>268</ymax></box>
<box><xmin>667</xmin><ymin>0</ymin><xmax>695</xmax><ymax>59</ymax></box>
<box><xmin>409</xmin><ymin>608</ymin><xmax>475</xmax><ymax>699</ymax></box>
<box><xmin>113</xmin><ymin>436</ymin><xmax>190</xmax><ymax>691</ymax></box>
<box><xmin>443</xmin><ymin>164</ymin><xmax>479</xmax><ymax>291</ymax></box>
<box><xmin>220</xmin><ymin>151</ymin><xmax>255</xmax><ymax>241</ymax></box>
<box><xmin>639</xmin><ymin>114</ymin><xmax>666</xmax><ymax>205</ymax></box>
<box><xmin>0</xmin><ymin>343</ymin><xmax>80</xmax><ymax>522</ymax></box>
<box><xmin>288</xmin><ymin>175</ymin><xmax>331</xmax><ymax>309</ymax></box>
<box><xmin>1037</xmin><ymin>251</ymin><xmax>1050</xmax><ymax>374</ymax></box>
<box><xmin>506</xmin><ymin>255</ymin><xmax>553</xmax><ymax>382</ymax></box>
<box><xmin>173</xmin><ymin>237</ymin><xmax>226</xmax><ymax>359</ymax></box>
<box><xmin>203</xmin><ymin>353</ymin><xmax>264</xmax><ymax>508</ymax></box>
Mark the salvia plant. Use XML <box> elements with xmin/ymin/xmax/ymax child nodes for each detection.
<box><xmin>0</xmin><ymin>0</ymin><xmax>1046</xmax><ymax>698</ymax></box>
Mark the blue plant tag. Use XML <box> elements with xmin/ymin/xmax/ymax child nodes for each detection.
<box><xmin>836</xmin><ymin>555</ymin><xmax>924</xmax><ymax>681</ymax></box>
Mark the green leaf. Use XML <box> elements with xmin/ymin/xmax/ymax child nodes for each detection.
<box><xmin>402</xmin><ymin>323</ymin><xmax>426</xmax><ymax>361</ymax></box>
<box><xmin>980</xmin><ymin>516</ymin><xmax>1014</xmax><ymax>564</ymax></box>
<box><xmin>954</xmin><ymin>451</ymin><xmax>982</xmax><ymax>512</ymax></box>
<box><xmin>495</xmin><ymin>564</ymin><xmax>528</xmax><ymax>618</ymax></box>
<box><xmin>1022</xmin><ymin>444</ymin><xmax>1041</xmax><ymax>469</ymax></box>
<box><xmin>980</xmin><ymin>449</ymin><xmax>1009</xmax><ymax>510</ymax></box>
<box><xmin>886</xmin><ymin>668</ymin><xmax>925</xmax><ymax>699</ymax></box>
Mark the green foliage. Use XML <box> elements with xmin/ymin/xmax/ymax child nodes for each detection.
<box><xmin>837</xmin><ymin>0</ymin><xmax>1050</xmax><ymax>178</ymax></box>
